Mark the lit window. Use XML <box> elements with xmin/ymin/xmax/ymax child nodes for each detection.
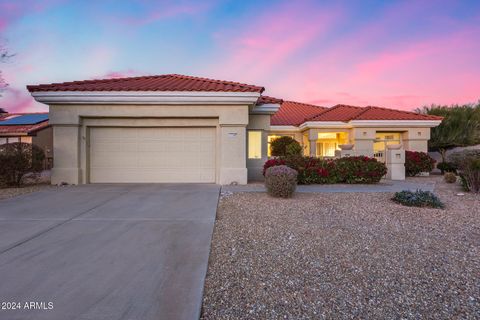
<box><xmin>0</xmin><ymin>138</ymin><xmax>6</xmax><ymax>145</ymax></box>
<box><xmin>267</xmin><ymin>135</ymin><xmax>280</xmax><ymax>157</ymax></box>
<box><xmin>248</xmin><ymin>131</ymin><xmax>262</xmax><ymax>159</ymax></box>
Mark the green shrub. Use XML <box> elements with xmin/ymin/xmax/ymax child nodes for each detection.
<box><xmin>392</xmin><ymin>190</ymin><xmax>445</xmax><ymax>209</ymax></box>
<box><xmin>270</xmin><ymin>136</ymin><xmax>302</xmax><ymax>157</ymax></box>
<box><xmin>285</xmin><ymin>142</ymin><xmax>303</xmax><ymax>156</ymax></box>
<box><xmin>449</xmin><ymin>150</ymin><xmax>480</xmax><ymax>193</ymax></box>
<box><xmin>405</xmin><ymin>151</ymin><xmax>436</xmax><ymax>176</ymax></box>
<box><xmin>335</xmin><ymin>156</ymin><xmax>387</xmax><ymax>184</ymax></box>
<box><xmin>264</xmin><ymin>165</ymin><xmax>298</xmax><ymax>198</ymax></box>
<box><xmin>0</xmin><ymin>142</ymin><xmax>45</xmax><ymax>187</ymax></box>
<box><xmin>437</xmin><ymin>161</ymin><xmax>457</xmax><ymax>174</ymax></box>
<box><xmin>443</xmin><ymin>172</ymin><xmax>457</xmax><ymax>183</ymax></box>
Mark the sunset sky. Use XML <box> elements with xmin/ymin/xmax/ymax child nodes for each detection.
<box><xmin>0</xmin><ymin>0</ymin><xmax>479</xmax><ymax>112</ymax></box>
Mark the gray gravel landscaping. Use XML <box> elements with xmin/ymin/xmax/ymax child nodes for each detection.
<box><xmin>0</xmin><ymin>184</ymin><xmax>54</xmax><ymax>201</ymax></box>
<box><xmin>202</xmin><ymin>176</ymin><xmax>479</xmax><ymax>319</ymax></box>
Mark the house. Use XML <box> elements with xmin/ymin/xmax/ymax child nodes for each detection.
<box><xmin>27</xmin><ymin>74</ymin><xmax>442</xmax><ymax>185</ymax></box>
<box><xmin>0</xmin><ymin>111</ymin><xmax>53</xmax><ymax>168</ymax></box>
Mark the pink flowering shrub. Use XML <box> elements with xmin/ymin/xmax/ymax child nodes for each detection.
<box><xmin>263</xmin><ymin>155</ymin><xmax>387</xmax><ymax>184</ymax></box>
<box><xmin>405</xmin><ymin>151</ymin><xmax>435</xmax><ymax>176</ymax></box>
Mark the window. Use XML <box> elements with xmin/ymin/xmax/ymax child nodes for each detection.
<box><xmin>374</xmin><ymin>132</ymin><xmax>402</xmax><ymax>161</ymax></box>
<box><xmin>315</xmin><ymin>132</ymin><xmax>348</xmax><ymax>157</ymax></box>
<box><xmin>8</xmin><ymin>137</ymin><xmax>19</xmax><ymax>143</ymax></box>
<box><xmin>248</xmin><ymin>131</ymin><xmax>262</xmax><ymax>159</ymax></box>
<box><xmin>0</xmin><ymin>138</ymin><xmax>6</xmax><ymax>145</ymax></box>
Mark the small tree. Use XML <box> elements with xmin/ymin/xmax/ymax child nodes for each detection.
<box><xmin>270</xmin><ymin>136</ymin><xmax>302</xmax><ymax>157</ymax></box>
<box><xmin>0</xmin><ymin>143</ymin><xmax>45</xmax><ymax>187</ymax></box>
<box><xmin>0</xmin><ymin>42</ymin><xmax>14</xmax><ymax>95</ymax></box>
<box><xmin>417</xmin><ymin>103</ymin><xmax>480</xmax><ymax>163</ymax></box>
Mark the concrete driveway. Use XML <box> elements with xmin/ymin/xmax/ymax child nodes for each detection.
<box><xmin>0</xmin><ymin>184</ymin><xmax>220</xmax><ymax>320</ymax></box>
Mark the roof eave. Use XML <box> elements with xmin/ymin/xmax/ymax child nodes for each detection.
<box><xmin>349</xmin><ymin>119</ymin><xmax>443</xmax><ymax>127</ymax></box>
<box><xmin>250</xmin><ymin>103</ymin><xmax>281</xmax><ymax>115</ymax></box>
<box><xmin>30</xmin><ymin>91</ymin><xmax>261</xmax><ymax>105</ymax></box>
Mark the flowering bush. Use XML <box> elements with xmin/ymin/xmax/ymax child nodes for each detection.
<box><xmin>263</xmin><ymin>155</ymin><xmax>386</xmax><ymax>184</ymax></box>
<box><xmin>335</xmin><ymin>156</ymin><xmax>387</xmax><ymax>184</ymax></box>
<box><xmin>405</xmin><ymin>151</ymin><xmax>436</xmax><ymax>176</ymax></box>
<box><xmin>264</xmin><ymin>165</ymin><xmax>298</xmax><ymax>198</ymax></box>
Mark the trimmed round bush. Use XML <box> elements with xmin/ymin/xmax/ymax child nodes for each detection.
<box><xmin>263</xmin><ymin>158</ymin><xmax>286</xmax><ymax>176</ymax></box>
<box><xmin>264</xmin><ymin>165</ymin><xmax>298</xmax><ymax>198</ymax></box>
<box><xmin>405</xmin><ymin>151</ymin><xmax>436</xmax><ymax>176</ymax></box>
<box><xmin>444</xmin><ymin>172</ymin><xmax>457</xmax><ymax>183</ymax></box>
<box><xmin>392</xmin><ymin>190</ymin><xmax>444</xmax><ymax>209</ymax></box>
<box><xmin>270</xmin><ymin>136</ymin><xmax>302</xmax><ymax>157</ymax></box>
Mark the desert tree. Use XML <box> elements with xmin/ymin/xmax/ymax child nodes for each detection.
<box><xmin>416</xmin><ymin>102</ymin><xmax>480</xmax><ymax>163</ymax></box>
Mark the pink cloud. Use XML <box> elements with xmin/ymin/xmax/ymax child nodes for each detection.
<box><xmin>0</xmin><ymin>86</ymin><xmax>44</xmax><ymax>113</ymax></box>
<box><xmin>111</xmin><ymin>1</ymin><xmax>212</xmax><ymax>26</ymax></box>
<box><xmin>259</xmin><ymin>3</ymin><xmax>480</xmax><ymax>110</ymax></box>
<box><xmin>0</xmin><ymin>0</ymin><xmax>63</xmax><ymax>32</ymax></box>
<box><xmin>209</xmin><ymin>2</ymin><xmax>344</xmax><ymax>83</ymax></box>
<box><xmin>93</xmin><ymin>69</ymin><xmax>144</xmax><ymax>79</ymax></box>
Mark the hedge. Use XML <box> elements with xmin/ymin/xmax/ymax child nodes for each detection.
<box><xmin>263</xmin><ymin>155</ymin><xmax>387</xmax><ymax>184</ymax></box>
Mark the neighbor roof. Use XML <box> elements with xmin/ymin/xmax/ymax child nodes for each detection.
<box><xmin>306</xmin><ymin>104</ymin><xmax>443</xmax><ymax>123</ymax></box>
<box><xmin>0</xmin><ymin>113</ymin><xmax>50</xmax><ymax>135</ymax></box>
<box><xmin>257</xmin><ymin>95</ymin><xmax>283</xmax><ymax>105</ymax></box>
<box><xmin>27</xmin><ymin>74</ymin><xmax>265</xmax><ymax>93</ymax></box>
<box><xmin>271</xmin><ymin>101</ymin><xmax>327</xmax><ymax>126</ymax></box>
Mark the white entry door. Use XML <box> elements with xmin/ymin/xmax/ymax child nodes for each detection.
<box><xmin>89</xmin><ymin>127</ymin><xmax>216</xmax><ymax>183</ymax></box>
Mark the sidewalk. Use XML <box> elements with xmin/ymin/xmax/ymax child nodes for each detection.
<box><xmin>222</xmin><ymin>179</ymin><xmax>435</xmax><ymax>194</ymax></box>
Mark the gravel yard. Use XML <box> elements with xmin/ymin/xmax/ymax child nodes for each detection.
<box><xmin>202</xmin><ymin>176</ymin><xmax>479</xmax><ymax>319</ymax></box>
<box><xmin>0</xmin><ymin>184</ymin><xmax>53</xmax><ymax>201</ymax></box>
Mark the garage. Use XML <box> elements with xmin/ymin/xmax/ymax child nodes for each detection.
<box><xmin>89</xmin><ymin>127</ymin><xmax>216</xmax><ymax>183</ymax></box>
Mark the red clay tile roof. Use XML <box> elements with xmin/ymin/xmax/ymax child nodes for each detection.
<box><xmin>27</xmin><ymin>74</ymin><xmax>265</xmax><ymax>93</ymax></box>
<box><xmin>271</xmin><ymin>101</ymin><xmax>327</xmax><ymax>126</ymax></box>
<box><xmin>0</xmin><ymin>113</ymin><xmax>50</xmax><ymax>135</ymax></box>
<box><xmin>306</xmin><ymin>104</ymin><xmax>443</xmax><ymax>122</ymax></box>
<box><xmin>308</xmin><ymin>104</ymin><xmax>364</xmax><ymax>122</ymax></box>
<box><xmin>257</xmin><ymin>95</ymin><xmax>283</xmax><ymax>105</ymax></box>
<box><xmin>353</xmin><ymin>106</ymin><xmax>444</xmax><ymax>121</ymax></box>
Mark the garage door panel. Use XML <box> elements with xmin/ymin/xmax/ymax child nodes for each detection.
<box><xmin>89</xmin><ymin>127</ymin><xmax>216</xmax><ymax>183</ymax></box>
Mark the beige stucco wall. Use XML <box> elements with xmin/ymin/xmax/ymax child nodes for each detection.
<box><xmin>267</xmin><ymin>126</ymin><xmax>432</xmax><ymax>158</ymax></box>
<box><xmin>49</xmin><ymin>104</ymin><xmax>250</xmax><ymax>185</ymax></box>
<box><xmin>32</xmin><ymin>126</ymin><xmax>53</xmax><ymax>159</ymax></box>
<box><xmin>351</xmin><ymin>127</ymin><xmax>430</xmax><ymax>154</ymax></box>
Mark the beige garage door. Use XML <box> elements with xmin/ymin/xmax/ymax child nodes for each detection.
<box><xmin>89</xmin><ymin>127</ymin><xmax>216</xmax><ymax>183</ymax></box>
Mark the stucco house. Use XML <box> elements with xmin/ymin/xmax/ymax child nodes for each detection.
<box><xmin>0</xmin><ymin>111</ymin><xmax>53</xmax><ymax>168</ymax></box>
<box><xmin>27</xmin><ymin>74</ymin><xmax>442</xmax><ymax>185</ymax></box>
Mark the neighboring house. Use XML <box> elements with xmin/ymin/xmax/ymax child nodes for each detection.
<box><xmin>0</xmin><ymin>112</ymin><xmax>53</xmax><ymax>169</ymax></box>
<box><xmin>27</xmin><ymin>74</ymin><xmax>442</xmax><ymax>185</ymax></box>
